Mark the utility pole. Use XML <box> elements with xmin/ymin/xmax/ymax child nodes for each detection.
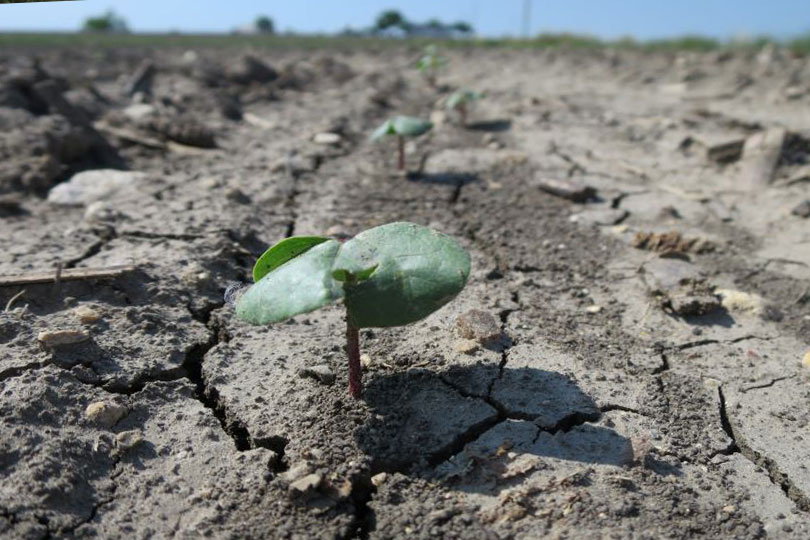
<box><xmin>522</xmin><ymin>0</ymin><xmax>531</xmax><ymax>38</ymax></box>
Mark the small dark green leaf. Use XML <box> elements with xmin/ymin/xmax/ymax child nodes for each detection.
<box><xmin>332</xmin><ymin>264</ymin><xmax>378</xmax><ymax>283</ymax></box>
<box><xmin>252</xmin><ymin>236</ymin><xmax>330</xmax><ymax>282</ymax></box>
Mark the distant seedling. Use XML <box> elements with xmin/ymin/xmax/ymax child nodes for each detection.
<box><xmin>416</xmin><ymin>44</ymin><xmax>447</xmax><ymax>88</ymax></box>
<box><xmin>234</xmin><ymin>222</ymin><xmax>470</xmax><ymax>399</ymax></box>
<box><xmin>446</xmin><ymin>89</ymin><xmax>485</xmax><ymax>126</ymax></box>
<box><xmin>371</xmin><ymin>116</ymin><xmax>433</xmax><ymax>171</ymax></box>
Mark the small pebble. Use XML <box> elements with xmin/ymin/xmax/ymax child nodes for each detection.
<box><xmin>85</xmin><ymin>401</ymin><xmax>127</xmax><ymax>428</ymax></box>
<box><xmin>371</xmin><ymin>472</ymin><xmax>388</xmax><ymax>487</ymax></box>
<box><xmin>456</xmin><ymin>309</ymin><xmax>501</xmax><ymax>344</ymax></box>
<box><xmin>115</xmin><ymin>430</ymin><xmax>144</xmax><ymax>451</ymax></box>
<box><xmin>225</xmin><ymin>187</ymin><xmax>251</xmax><ymax>204</ymax></box>
<box><xmin>722</xmin><ymin>505</ymin><xmax>736</xmax><ymax>513</ymax></box>
<box><xmin>298</xmin><ymin>364</ymin><xmax>336</xmax><ymax>385</ymax></box>
<box><xmin>802</xmin><ymin>351</ymin><xmax>810</xmax><ymax>368</ymax></box>
<box><xmin>360</xmin><ymin>354</ymin><xmax>372</xmax><ymax>369</ymax></box>
<box><xmin>37</xmin><ymin>329</ymin><xmax>89</xmax><ymax>347</ymax></box>
<box><xmin>313</xmin><ymin>132</ymin><xmax>341</xmax><ymax>145</ymax></box>
<box><xmin>585</xmin><ymin>305</ymin><xmax>603</xmax><ymax>314</ymax></box>
<box><xmin>288</xmin><ymin>473</ymin><xmax>322</xmax><ymax>494</ymax></box>
<box><xmin>73</xmin><ymin>305</ymin><xmax>102</xmax><ymax>324</ymax></box>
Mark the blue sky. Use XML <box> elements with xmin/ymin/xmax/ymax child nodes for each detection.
<box><xmin>1</xmin><ymin>0</ymin><xmax>809</xmax><ymax>39</ymax></box>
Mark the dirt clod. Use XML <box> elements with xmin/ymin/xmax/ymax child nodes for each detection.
<box><xmin>792</xmin><ymin>200</ymin><xmax>810</xmax><ymax>218</ymax></box>
<box><xmin>456</xmin><ymin>309</ymin><xmax>501</xmax><ymax>344</ymax></box>
<box><xmin>37</xmin><ymin>329</ymin><xmax>89</xmax><ymax>347</ymax></box>
<box><xmin>85</xmin><ymin>401</ymin><xmax>127</xmax><ymax>428</ymax></box>
<box><xmin>633</xmin><ymin>230</ymin><xmax>714</xmax><ymax>254</ymax></box>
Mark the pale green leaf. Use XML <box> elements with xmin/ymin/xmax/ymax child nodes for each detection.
<box><xmin>236</xmin><ymin>240</ymin><xmax>343</xmax><ymax>325</ymax></box>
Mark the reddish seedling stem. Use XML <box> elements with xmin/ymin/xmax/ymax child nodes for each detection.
<box><xmin>346</xmin><ymin>318</ymin><xmax>362</xmax><ymax>399</ymax></box>
<box><xmin>397</xmin><ymin>135</ymin><xmax>405</xmax><ymax>171</ymax></box>
<box><xmin>459</xmin><ymin>104</ymin><xmax>467</xmax><ymax>127</ymax></box>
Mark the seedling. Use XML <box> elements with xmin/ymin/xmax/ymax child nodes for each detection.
<box><xmin>234</xmin><ymin>222</ymin><xmax>470</xmax><ymax>399</ymax></box>
<box><xmin>371</xmin><ymin>116</ymin><xmax>433</xmax><ymax>171</ymax></box>
<box><xmin>416</xmin><ymin>44</ymin><xmax>447</xmax><ymax>88</ymax></box>
<box><xmin>446</xmin><ymin>89</ymin><xmax>485</xmax><ymax>126</ymax></box>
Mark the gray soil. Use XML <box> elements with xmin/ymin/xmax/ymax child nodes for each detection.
<box><xmin>1</xmin><ymin>43</ymin><xmax>810</xmax><ymax>539</ymax></box>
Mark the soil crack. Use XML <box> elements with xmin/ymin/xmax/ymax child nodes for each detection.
<box><xmin>718</xmin><ymin>385</ymin><xmax>810</xmax><ymax>512</ymax></box>
<box><xmin>183</xmin><ymin>305</ymin><xmax>288</xmax><ymax>468</ymax></box>
<box><xmin>738</xmin><ymin>375</ymin><xmax>796</xmax><ymax>393</ymax></box>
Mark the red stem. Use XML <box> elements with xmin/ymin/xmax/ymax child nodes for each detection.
<box><xmin>346</xmin><ymin>318</ymin><xmax>362</xmax><ymax>399</ymax></box>
<box><xmin>397</xmin><ymin>135</ymin><xmax>405</xmax><ymax>171</ymax></box>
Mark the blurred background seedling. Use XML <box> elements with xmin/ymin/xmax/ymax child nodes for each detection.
<box><xmin>416</xmin><ymin>44</ymin><xmax>447</xmax><ymax>88</ymax></box>
<box><xmin>446</xmin><ymin>89</ymin><xmax>486</xmax><ymax>126</ymax></box>
<box><xmin>371</xmin><ymin>116</ymin><xmax>433</xmax><ymax>171</ymax></box>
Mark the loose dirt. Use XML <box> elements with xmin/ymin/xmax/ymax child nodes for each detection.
<box><xmin>1</xmin><ymin>43</ymin><xmax>809</xmax><ymax>539</ymax></box>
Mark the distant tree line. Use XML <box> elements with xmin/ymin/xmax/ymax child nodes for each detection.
<box><xmin>82</xmin><ymin>10</ymin><xmax>129</xmax><ymax>33</ymax></box>
<box><xmin>373</xmin><ymin>9</ymin><xmax>473</xmax><ymax>37</ymax></box>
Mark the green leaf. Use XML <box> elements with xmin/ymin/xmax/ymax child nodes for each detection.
<box><xmin>252</xmin><ymin>236</ymin><xmax>330</xmax><ymax>282</ymax></box>
<box><xmin>237</xmin><ymin>240</ymin><xmax>344</xmax><ymax>325</ymax></box>
<box><xmin>236</xmin><ymin>222</ymin><xmax>470</xmax><ymax>328</ymax></box>
<box><xmin>335</xmin><ymin>222</ymin><xmax>470</xmax><ymax>328</ymax></box>
<box><xmin>332</xmin><ymin>265</ymin><xmax>378</xmax><ymax>283</ymax></box>
<box><xmin>391</xmin><ymin>116</ymin><xmax>432</xmax><ymax>137</ymax></box>
<box><xmin>447</xmin><ymin>89</ymin><xmax>484</xmax><ymax>110</ymax></box>
<box><xmin>370</xmin><ymin>119</ymin><xmax>395</xmax><ymax>141</ymax></box>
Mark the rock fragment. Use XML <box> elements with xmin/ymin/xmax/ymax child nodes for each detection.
<box><xmin>668</xmin><ymin>290</ymin><xmax>721</xmax><ymax>316</ymax></box>
<box><xmin>716</xmin><ymin>289</ymin><xmax>766</xmax><ymax>316</ymax></box>
<box><xmin>707</xmin><ymin>139</ymin><xmax>744</xmax><ymax>164</ymax></box>
<box><xmin>288</xmin><ymin>473</ymin><xmax>323</xmax><ymax>495</ymax></box>
<box><xmin>85</xmin><ymin>401</ymin><xmax>127</xmax><ymax>428</ymax></box>
<box><xmin>37</xmin><ymin>329</ymin><xmax>89</xmax><ymax>347</ymax></box>
<box><xmin>312</xmin><ymin>132</ymin><xmax>341</xmax><ymax>145</ymax></box>
<box><xmin>115</xmin><ymin>430</ymin><xmax>144</xmax><ymax>451</ymax></box>
<box><xmin>738</xmin><ymin>127</ymin><xmax>786</xmax><ymax>188</ymax></box>
<box><xmin>371</xmin><ymin>472</ymin><xmax>388</xmax><ymax>487</ymax></box>
<box><xmin>791</xmin><ymin>200</ymin><xmax>810</xmax><ymax>218</ymax></box>
<box><xmin>48</xmin><ymin>169</ymin><xmax>148</xmax><ymax>206</ymax></box>
<box><xmin>456</xmin><ymin>309</ymin><xmax>501</xmax><ymax>344</ymax></box>
<box><xmin>536</xmin><ymin>177</ymin><xmax>596</xmax><ymax>202</ymax></box>
<box><xmin>298</xmin><ymin>364</ymin><xmax>336</xmax><ymax>385</ymax></box>
<box><xmin>73</xmin><ymin>305</ymin><xmax>102</xmax><ymax>324</ymax></box>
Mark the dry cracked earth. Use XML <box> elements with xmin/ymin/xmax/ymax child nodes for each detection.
<box><xmin>1</xmin><ymin>43</ymin><xmax>810</xmax><ymax>539</ymax></box>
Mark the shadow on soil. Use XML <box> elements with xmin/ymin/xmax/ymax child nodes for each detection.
<box><xmin>355</xmin><ymin>366</ymin><xmax>663</xmax><ymax>494</ymax></box>
<box><xmin>682</xmin><ymin>307</ymin><xmax>736</xmax><ymax>328</ymax></box>
<box><xmin>465</xmin><ymin>119</ymin><xmax>512</xmax><ymax>132</ymax></box>
<box><xmin>406</xmin><ymin>171</ymin><xmax>478</xmax><ymax>187</ymax></box>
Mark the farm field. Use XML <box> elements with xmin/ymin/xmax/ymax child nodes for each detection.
<box><xmin>1</xmin><ymin>38</ymin><xmax>810</xmax><ymax>539</ymax></box>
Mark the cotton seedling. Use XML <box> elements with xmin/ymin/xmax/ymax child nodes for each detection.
<box><xmin>234</xmin><ymin>222</ymin><xmax>470</xmax><ymax>399</ymax></box>
<box><xmin>371</xmin><ymin>116</ymin><xmax>432</xmax><ymax>171</ymax></box>
<box><xmin>446</xmin><ymin>89</ymin><xmax>485</xmax><ymax>126</ymax></box>
<box><xmin>416</xmin><ymin>44</ymin><xmax>447</xmax><ymax>88</ymax></box>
